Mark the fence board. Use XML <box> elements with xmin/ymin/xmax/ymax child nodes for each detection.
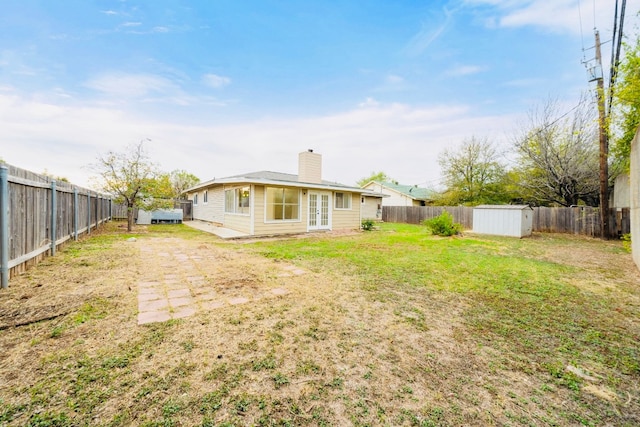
<box><xmin>382</xmin><ymin>205</ymin><xmax>630</xmax><ymax>238</ymax></box>
<box><xmin>0</xmin><ymin>164</ymin><xmax>112</xmax><ymax>286</ymax></box>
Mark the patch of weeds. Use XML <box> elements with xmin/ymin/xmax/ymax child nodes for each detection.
<box><xmin>268</xmin><ymin>331</ymin><xmax>284</xmax><ymax>344</ymax></box>
<box><xmin>181</xmin><ymin>340</ymin><xmax>194</xmax><ymax>353</ymax></box>
<box><xmin>233</xmin><ymin>394</ymin><xmax>252</xmax><ymax>414</ymax></box>
<box><xmin>238</xmin><ymin>339</ymin><xmax>258</xmax><ymax>351</ymax></box>
<box><xmin>401</xmin><ymin>385</ymin><xmax>413</xmax><ymax>394</ymax></box>
<box><xmin>253</xmin><ymin>354</ymin><xmax>277</xmax><ymax>371</ymax></box>
<box><xmin>228</xmin><ymin>316</ymin><xmax>244</xmax><ymax>325</ymax></box>
<box><xmin>102</xmin><ymin>355</ymin><xmax>129</xmax><ymax>369</ymax></box>
<box><xmin>327</xmin><ymin>377</ymin><xmax>344</xmax><ymax>389</ymax></box>
<box><xmin>204</xmin><ymin>363</ymin><xmax>228</xmax><ymax>381</ymax></box>
<box><xmin>50</xmin><ymin>324</ymin><xmax>66</xmax><ymax>338</ymax></box>
<box><xmin>73</xmin><ymin>299</ymin><xmax>110</xmax><ymax>325</ymax></box>
<box><xmin>395</xmin><ymin>307</ymin><xmax>428</xmax><ymax>331</ymax></box>
<box><xmin>200</xmin><ymin>387</ymin><xmax>229</xmax><ymax>415</ymax></box>
<box><xmin>303</xmin><ymin>325</ymin><xmax>326</xmax><ymax>340</ymax></box>
<box><xmin>162</xmin><ymin>399</ymin><xmax>183</xmax><ymax>418</ymax></box>
<box><xmin>296</xmin><ymin>359</ymin><xmax>321</xmax><ymax>375</ymax></box>
<box><xmin>274</xmin><ymin>320</ymin><xmax>294</xmax><ymax>330</ymax></box>
<box><xmin>272</xmin><ymin>372</ymin><xmax>290</xmax><ymax>389</ymax></box>
<box><xmin>0</xmin><ymin>400</ymin><xmax>27</xmax><ymax>423</ymax></box>
<box><xmin>27</xmin><ymin>411</ymin><xmax>72</xmax><ymax>427</ymax></box>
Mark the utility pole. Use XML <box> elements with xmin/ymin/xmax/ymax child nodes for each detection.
<box><xmin>594</xmin><ymin>30</ymin><xmax>610</xmax><ymax>239</ymax></box>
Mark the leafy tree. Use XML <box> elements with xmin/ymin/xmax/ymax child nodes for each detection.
<box><xmin>357</xmin><ymin>171</ymin><xmax>397</xmax><ymax>187</ymax></box>
<box><xmin>611</xmin><ymin>35</ymin><xmax>640</xmax><ymax>173</ymax></box>
<box><xmin>92</xmin><ymin>141</ymin><xmax>173</xmax><ymax>231</ymax></box>
<box><xmin>436</xmin><ymin>136</ymin><xmax>508</xmax><ymax>205</ymax></box>
<box><xmin>511</xmin><ymin>97</ymin><xmax>599</xmax><ymax>206</ymax></box>
<box><xmin>169</xmin><ymin>169</ymin><xmax>200</xmax><ymax>199</ymax></box>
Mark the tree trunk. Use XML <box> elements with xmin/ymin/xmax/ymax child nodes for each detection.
<box><xmin>127</xmin><ymin>203</ymin><xmax>134</xmax><ymax>232</ymax></box>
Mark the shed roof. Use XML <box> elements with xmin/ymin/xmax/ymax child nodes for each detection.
<box><xmin>474</xmin><ymin>205</ymin><xmax>533</xmax><ymax>210</ymax></box>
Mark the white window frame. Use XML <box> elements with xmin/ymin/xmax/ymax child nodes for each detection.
<box><xmin>203</xmin><ymin>190</ymin><xmax>208</xmax><ymax>204</ymax></box>
<box><xmin>193</xmin><ymin>193</ymin><xmax>198</xmax><ymax>206</ymax></box>
<box><xmin>224</xmin><ymin>186</ymin><xmax>251</xmax><ymax>215</ymax></box>
<box><xmin>265</xmin><ymin>187</ymin><xmax>301</xmax><ymax>222</ymax></box>
<box><xmin>334</xmin><ymin>192</ymin><xmax>352</xmax><ymax>210</ymax></box>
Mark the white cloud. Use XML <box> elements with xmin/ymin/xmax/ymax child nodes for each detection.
<box><xmin>202</xmin><ymin>74</ymin><xmax>231</xmax><ymax>89</ymax></box>
<box><xmin>152</xmin><ymin>26</ymin><xmax>170</xmax><ymax>33</ymax></box>
<box><xmin>358</xmin><ymin>97</ymin><xmax>380</xmax><ymax>108</ymax></box>
<box><xmin>386</xmin><ymin>74</ymin><xmax>404</xmax><ymax>84</ymax></box>
<box><xmin>121</xmin><ymin>22</ymin><xmax>142</xmax><ymax>27</ymax></box>
<box><xmin>466</xmin><ymin>0</ymin><xmax>640</xmax><ymax>35</ymax></box>
<box><xmin>446</xmin><ymin>65</ymin><xmax>486</xmax><ymax>76</ymax></box>
<box><xmin>0</xmin><ymin>93</ymin><xmax>522</xmax><ymax>190</ymax></box>
<box><xmin>101</xmin><ymin>10</ymin><xmax>118</xmax><ymax>16</ymax></box>
<box><xmin>403</xmin><ymin>5</ymin><xmax>461</xmax><ymax>56</ymax></box>
<box><xmin>84</xmin><ymin>73</ymin><xmax>179</xmax><ymax>98</ymax></box>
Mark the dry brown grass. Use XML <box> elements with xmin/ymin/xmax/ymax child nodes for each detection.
<box><xmin>0</xmin><ymin>222</ymin><xmax>638</xmax><ymax>426</ymax></box>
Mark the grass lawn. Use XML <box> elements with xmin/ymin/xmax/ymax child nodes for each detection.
<box><xmin>0</xmin><ymin>221</ymin><xmax>638</xmax><ymax>426</ymax></box>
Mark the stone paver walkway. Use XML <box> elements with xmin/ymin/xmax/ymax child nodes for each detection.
<box><xmin>136</xmin><ymin>238</ymin><xmax>305</xmax><ymax>325</ymax></box>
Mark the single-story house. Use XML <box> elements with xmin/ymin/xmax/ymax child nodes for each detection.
<box><xmin>362</xmin><ymin>180</ymin><xmax>434</xmax><ymax>207</ymax></box>
<box><xmin>185</xmin><ymin>150</ymin><xmax>384</xmax><ymax>236</ymax></box>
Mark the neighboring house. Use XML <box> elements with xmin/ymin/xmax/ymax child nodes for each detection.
<box><xmin>185</xmin><ymin>150</ymin><xmax>383</xmax><ymax>236</ymax></box>
<box><xmin>362</xmin><ymin>181</ymin><xmax>434</xmax><ymax>207</ymax></box>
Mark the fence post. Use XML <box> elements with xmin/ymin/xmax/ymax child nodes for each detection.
<box><xmin>74</xmin><ymin>187</ymin><xmax>79</xmax><ymax>240</ymax></box>
<box><xmin>50</xmin><ymin>180</ymin><xmax>57</xmax><ymax>256</ymax></box>
<box><xmin>87</xmin><ymin>192</ymin><xmax>91</xmax><ymax>235</ymax></box>
<box><xmin>0</xmin><ymin>165</ymin><xmax>8</xmax><ymax>289</ymax></box>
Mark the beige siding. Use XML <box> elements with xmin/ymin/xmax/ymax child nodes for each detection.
<box><xmin>332</xmin><ymin>193</ymin><xmax>361</xmax><ymax>230</ymax></box>
<box><xmin>252</xmin><ymin>185</ymin><xmax>308</xmax><ymax>236</ymax></box>
<box><xmin>224</xmin><ymin>213</ymin><xmax>251</xmax><ymax>234</ymax></box>
<box><xmin>298</xmin><ymin>151</ymin><xmax>322</xmax><ymax>184</ymax></box>
<box><xmin>361</xmin><ymin>195</ymin><xmax>382</xmax><ymax>220</ymax></box>
<box><xmin>190</xmin><ymin>186</ymin><xmax>224</xmax><ymax>224</ymax></box>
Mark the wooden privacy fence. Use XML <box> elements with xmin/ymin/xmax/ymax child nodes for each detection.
<box><xmin>0</xmin><ymin>164</ymin><xmax>112</xmax><ymax>288</ymax></box>
<box><xmin>382</xmin><ymin>206</ymin><xmax>474</xmax><ymax>229</ymax></box>
<box><xmin>382</xmin><ymin>205</ymin><xmax>631</xmax><ymax>238</ymax></box>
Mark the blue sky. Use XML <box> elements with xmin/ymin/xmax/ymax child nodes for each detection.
<box><xmin>1</xmin><ymin>0</ymin><xmax>639</xmax><ymax>189</ymax></box>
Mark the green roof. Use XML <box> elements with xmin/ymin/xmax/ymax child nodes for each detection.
<box><xmin>375</xmin><ymin>181</ymin><xmax>435</xmax><ymax>200</ymax></box>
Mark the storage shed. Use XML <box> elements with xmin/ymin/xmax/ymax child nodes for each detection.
<box><xmin>472</xmin><ymin>205</ymin><xmax>533</xmax><ymax>238</ymax></box>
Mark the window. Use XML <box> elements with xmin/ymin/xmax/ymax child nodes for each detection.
<box><xmin>334</xmin><ymin>192</ymin><xmax>351</xmax><ymax>209</ymax></box>
<box><xmin>224</xmin><ymin>186</ymin><xmax>250</xmax><ymax>214</ymax></box>
<box><xmin>203</xmin><ymin>190</ymin><xmax>208</xmax><ymax>204</ymax></box>
<box><xmin>266</xmin><ymin>187</ymin><xmax>300</xmax><ymax>221</ymax></box>
<box><xmin>193</xmin><ymin>193</ymin><xmax>198</xmax><ymax>205</ymax></box>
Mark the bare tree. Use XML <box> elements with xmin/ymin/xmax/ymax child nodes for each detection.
<box><xmin>512</xmin><ymin>97</ymin><xmax>600</xmax><ymax>206</ymax></box>
<box><xmin>437</xmin><ymin>136</ymin><xmax>507</xmax><ymax>205</ymax></box>
<box><xmin>92</xmin><ymin>141</ymin><xmax>171</xmax><ymax>231</ymax></box>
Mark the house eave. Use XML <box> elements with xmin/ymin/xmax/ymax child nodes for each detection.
<box><xmin>186</xmin><ymin>177</ymin><xmax>379</xmax><ymax>195</ymax></box>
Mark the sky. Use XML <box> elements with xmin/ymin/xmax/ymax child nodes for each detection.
<box><xmin>1</xmin><ymin>0</ymin><xmax>639</xmax><ymax>190</ymax></box>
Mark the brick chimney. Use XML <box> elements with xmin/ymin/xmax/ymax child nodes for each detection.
<box><xmin>298</xmin><ymin>149</ymin><xmax>322</xmax><ymax>184</ymax></box>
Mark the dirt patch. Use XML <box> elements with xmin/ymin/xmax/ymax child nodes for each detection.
<box><xmin>1</xmin><ymin>224</ymin><xmax>638</xmax><ymax>426</ymax></box>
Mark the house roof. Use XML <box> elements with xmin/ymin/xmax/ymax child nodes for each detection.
<box><xmin>365</xmin><ymin>181</ymin><xmax>435</xmax><ymax>201</ymax></box>
<box><xmin>186</xmin><ymin>170</ymin><xmax>379</xmax><ymax>195</ymax></box>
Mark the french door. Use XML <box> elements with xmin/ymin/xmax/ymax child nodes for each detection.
<box><xmin>308</xmin><ymin>192</ymin><xmax>330</xmax><ymax>230</ymax></box>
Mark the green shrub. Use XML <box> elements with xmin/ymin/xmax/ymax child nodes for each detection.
<box><xmin>361</xmin><ymin>219</ymin><xmax>375</xmax><ymax>231</ymax></box>
<box><xmin>621</xmin><ymin>233</ymin><xmax>631</xmax><ymax>253</ymax></box>
<box><xmin>423</xmin><ymin>212</ymin><xmax>462</xmax><ymax>236</ymax></box>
